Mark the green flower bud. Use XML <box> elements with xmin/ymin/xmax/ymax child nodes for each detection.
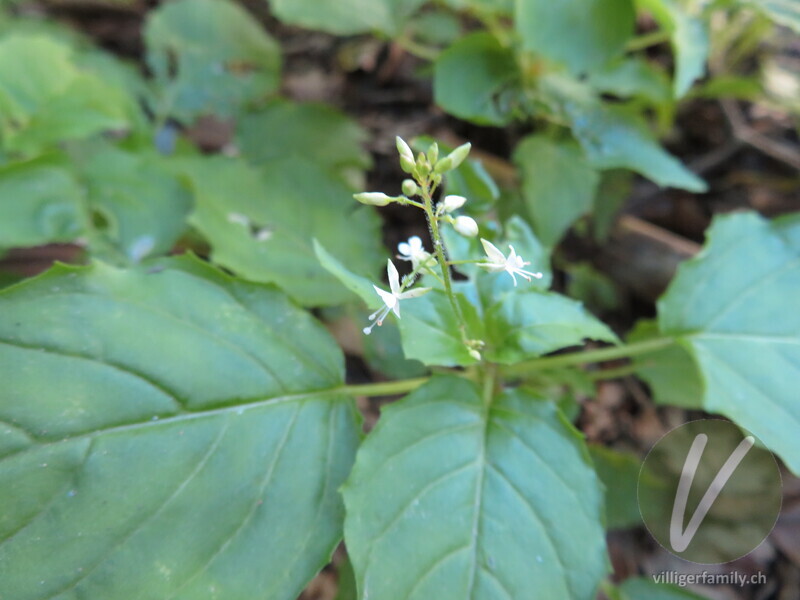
<box><xmin>433</xmin><ymin>156</ymin><xmax>452</xmax><ymax>174</ymax></box>
<box><xmin>435</xmin><ymin>142</ymin><xmax>471</xmax><ymax>173</ymax></box>
<box><xmin>354</xmin><ymin>192</ymin><xmax>394</xmax><ymax>206</ymax></box>
<box><xmin>396</xmin><ymin>136</ymin><xmax>414</xmax><ymax>162</ymax></box>
<box><xmin>401</xmin><ymin>179</ymin><xmax>418</xmax><ymax>197</ymax></box>
<box><xmin>427</xmin><ymin>142</ymin><xmax>439</xmax><ymax>165</ymax></box>
<box><xmin>399</xmin><ymin>155</ymin><xmax>416</xmax><ymax>173</ymax></box>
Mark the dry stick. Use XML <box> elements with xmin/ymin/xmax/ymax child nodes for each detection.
<box><xmin>720</xmin><ymin>99</ymin><xmax>800</xmax><ymax>172</ymax></box>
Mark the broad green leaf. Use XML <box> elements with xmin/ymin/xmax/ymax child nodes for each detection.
<box><xmin>343</xmin><ymin>376</ymin><xmax>608</xmax><ymax>599</ymax></box>
<box><xmin>400</xmin><ymin>288</ymin><xmax>483</xmax><ymax>367</ymax></box>
<box><xmin>78</xmin><ymin>146</ymin><xmax>193</xmax><ymax>263</ymax></box>
<box><xmin>480</xmin><ymin>288</ymin><xmax>618</xmax><ymax>364</ymax></box>
<box><xmin>617</xmin><ymin>577</ymin><xmax>710</xmax><ymax>600</ymax></box>
<box><xmin>361</xmin><ymin>317</ymin><xmax>427</xmax><ymax>380</ymax></box>
<box><xmin>0</xmin><ymin>257</ymin><xmax>359</xmax><ymax>599</ymax></box>
<box><xmin>434</xmin><ymin>33</ymin><xmax>521</xmax><ymax>126</ymax></box>
<box><xmin>591</xmin><ymin>170</ymin><xmax>632</xmax><ymax>242</ymax></box>
<box><xmin>516</xmin><ymin>0</ymin><xmax>635</xmax><ymax>74</ymax></box>
<box><xmin>237</xmin><ymin>100</ymin><xmax>371</xmax><ymax>179</ymax></box>
<box><xmin>180</xmin><ymin>156</ymin><xmax>385</xmax><ymax>307</ymax></box>
<box><xmin>514</xmin><ymin>135</ymin><xmax>600</xmax><ymax>247</ymax></box>
<box><xmin>589</xmin><ymin>446</ymin><xmax>652</xmax><ymax>530</ymax></box>
<box><xmin>0</xmin><ymin>35</ymin><xmax>129</xmax><ymax>155</ymax></box>
<box><xmin>0</xmin><ymin>159</ymin><xmax>87</xmax><ymax>248</ymax></box>
<box><xmin>144</xmin><ymin>0</ymin><xmax>281</xmax><ymax>122</ymax></box>
<box><xmin>269</xmin><ymin>0</ymin><xmax>425</xmax><ymax>35</ymax></box>
<box><xmin>742</xmin><ymin>0</ymin><xmax>800</xmax><ymax>33</ymax></box>
<box><xmin>567</xmin><ymin>103</ymin><xmax>706</xmax><ymax>192</ymax></box>
<box><xmin>775</xmin><ymin>211</ymin><xmax>800</xmax><ymax>250</ymax></box>
<box><xmin>629</xmin><ymin>319</ymin><xmax>702</xmax><ymax>408</ymax></box>
<box><xmin>588</xmin><ymin>58</ymin><xmax>672</xmax><ymax>104</ymax></box>
<box><xmin>638</xmin><ymin>0</ymin><xmax>709</xmax><ymax>98</ymax></box>
<box><xmin>657</xmin><ymin>212</ymin><xmax>800</xmax><ymax>474</ymax></box>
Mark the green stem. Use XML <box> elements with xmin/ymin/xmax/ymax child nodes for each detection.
<box><xmin>420</xmin><ymin>179</ymin><xmax>469</xmax><ymax>344</ymax></box>
<box><xmin>482</xmin><ymin>362</ymin><xmax>498</xmax><ymax>407</ymax></box>
<box><xmin>340</xmin><ymin>377</ymin><xmax>429</xmax><ymax>397</ymax></box>
<box><xmin>625</xmin><ymin>30</ymin><xmax>671</xmax><ymax>52</ymax></box>
<box><xmin>503</xmin><ymin>337</ymin><xmax>674</xmax><ymax>378</ymax></box>
<box><xmin>394</xmin><ymin>37</ymin><xmax>440</xmax><ymax>61</ymax></box>
<box><xmin>586</xmin><ymin>364</ymin><xmax>641</xmax><ymax>381</ymax></box>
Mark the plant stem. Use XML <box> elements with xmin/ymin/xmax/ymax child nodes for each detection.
<box><xmin>340</xmin><ymin>377</ymin><xmax>429</xmax><ymax>397</ymax></box>
<box><xmin>502</xmin><ymin>337</ymin><xmax>674</xmax><ymax>378</ymax></box>
<box><xmin>625</xmin><ymin>30</ymin><xmax>671</xmax><ymax>52</ymax></box>
<box><xmin>420</xmin><ymin>179</ymin><xmax>469</xmax><ymax>344</ymax></box>
<box><xmin>586</xmin><ymin>364</ymin><xmax>641</xmax><ymax>381</ymax></box>
<box><xmin>482</xmin><ymin>362</ymin><xmax>498</xmax><ymax>407</ymax></box>
<box><xmin>394</xmin><ymin>37</ymin><xmax>440</xmax><ymax>61</ymax></box>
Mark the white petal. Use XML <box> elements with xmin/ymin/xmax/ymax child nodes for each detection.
<box><xmin>398</xmin><ymin>286</ymin><xmax>431</xmax><ymax>299</ymax></box>
<box><xmin>409</xmin><ymin>236</ymin><xmax>423</xmax><ymax>252</ymax></box>
<box><xmin>480</xmin><ymin>239</ymin><xmax>506</xmax><ymax>264</ymax></box>
<box><xmin>392</xmin><ymin>302</ymin><xmax>401</xmax><ymax>318</ymax></box>
<box><xmin>386</xmin><ymin>259</ymin><xmax>401</xmax><ymax>295</ymax></box>
<box><xmin>398</xmin><ymin>242</ymin><xmax>411</xmax><ymax>256</ymax></box>
<box><xmin>374</xmin><ymin>285</ymin><xmax>397</xmax><ymax>309</ymax></box>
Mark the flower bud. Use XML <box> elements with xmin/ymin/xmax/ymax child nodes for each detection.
<box><xmin>442</xmin><ymin>194</ymin><xmax>467</xmax><ymax>213</ymax></box>
<box><xmin>354</xmin><ymin>192</ymin><xmax>394</xmax><ymax>206</ymax></box>
<box><xmin>396</xmin><ymin>136</ymin><xmax>414</xmax><ymax>162</ymax></box>
<box><xmin>453</xmin><ymin>215</ymin><xmax>479</xmax><ymax>237</ymax></box>
<box><xmin>401</xmin><ymin>179</ymin><xmax>418</xmax><ymax>197</ymax></box>
<box><xmin>427</xmin><ymin>142</ymin><xmax>439</xmax><ymax>165</ymax></box>
<box><xmin>399</xmin><ymin>155</ymin><xmax>416</xmax><ymax>173</ymax></box>
<box><xmin>435</xmin><ymin>142</ymin><xmax>471</xmax><ymax>173</ymax></box>
<box><xmin>468</xmin><ymin>348</ymin><xmax>482</xmax><ymax>361</ymax></box>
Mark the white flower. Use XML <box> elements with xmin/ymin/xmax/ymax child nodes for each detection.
<box><xmin>397</xmin><ymin>236</ymin><xmax>431</xmax><ymax>269</ymax></box>
<box><xmin>478</xmin><ymin>238</ymin><xmax>543</xmax><ymax>286</ymax></box>
<box><xmin>453</xmin><ymin>215</ymin><xmax>479</xmax><ymax>237</ymax></box>
<box><xmin>441</xmin><ymin>195</ymin><xmax>467</xmax><ymax>213</ymax></box>
<box><xmin>364</xmin><ymin>260</ymin><xmax>431</xmax><ymax>334</ymax></box>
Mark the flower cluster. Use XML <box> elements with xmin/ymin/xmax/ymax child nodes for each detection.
<box><xmin>354</xmin><ymin>137</ymin><xmax>543</xmax><ymax>352</ymax></box>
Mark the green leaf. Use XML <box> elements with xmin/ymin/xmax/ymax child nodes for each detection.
<box><xmin>589</xmin><ymin>446</ymin><xmax>648</xmax><ymax>530</ymax></box>
<box><xmin>516</xmin><ymin>0</ymin><xmax>635</xmax><ymax>74</ymax></box>
<box><xmin>514</xmin><ymin>135</ymin><xmax>600</xmax><ymax>247</ymax></box>
<box><xmin>400</xmin><ymin>288</ymin><xmax>483</xmax><ymax>367</ymax></box>
<box><xmin>434</xmin><ymin>33</ymin><xmax>520</xmax><ymax>126</ymax></box>
<box><xmin>617</xmin><ymin>577</ymin><xmax>710</xmax><ymax>600</ymax></box>
<box><xmin>0</xmin><ymin>159</ymin><xmax>87</xmax><ymax>248</ymax></box>
<box><xmin>657</xmin><ymin>212</ymin><xmax>800</xmax><ymax>474</ymax></box>
<box><xmin>638</xmin><ymin>0</ymin><xmax>710</xmax><ymax>98</ymax></box>
<box><xmin>629</xmin><ymin>320</ymin><xmax>702</xmax><ymax>408</ymax></box>
<box><xmin>0</xmin><ymin>257</ymin><xmax>359</xmax><ymax>599</ymax></box>
<box><xmin>77</xmin><ymin>146</ymin><xmax>193</xmax><ymax>263</ymax></box>
<box><xmin>237</xmin><ymin>100</ymin><xmax>371</xmax><ymax>178</ymax></box>
<box><xmin>144</xmin><ymin>0</ymin><xmax>281</xmax><ymax>122</ymax></box>
<box><xmin>0</xmin><ymin>34</ymin><xmax>129</xmax><ymax>155</ymax></box>
<box><xmin>269</xmin><ymin>0</ymin><xmax>425</xmax><ymax>35</ymax></box>
<box><xmin>179</xmin><ymin>156</ymin><xmax>385</xmax><ymax>307</ymax></box>
<box><xmin>588</xmin><ymin>58</ymin><xmax>672</xmax><ymax>104</ymax></box>
<box><xmin>567</xmin><ymin>103</ymin><xmax>707</xmax><ymax>192</ymax></box>
<box><xmin>343</xmin><ymin>376</ymin><xmax>608</xmax><ymax>599</ymax></box>
<box><xmin>742</xmin><ymin>0</ymin><xmax>800</xmax><ymax>34</ymax></box>
<box><xmin>481</xmin><ymin>288</ymin><xmax>618</xmax><ymax>364</ymax></box>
